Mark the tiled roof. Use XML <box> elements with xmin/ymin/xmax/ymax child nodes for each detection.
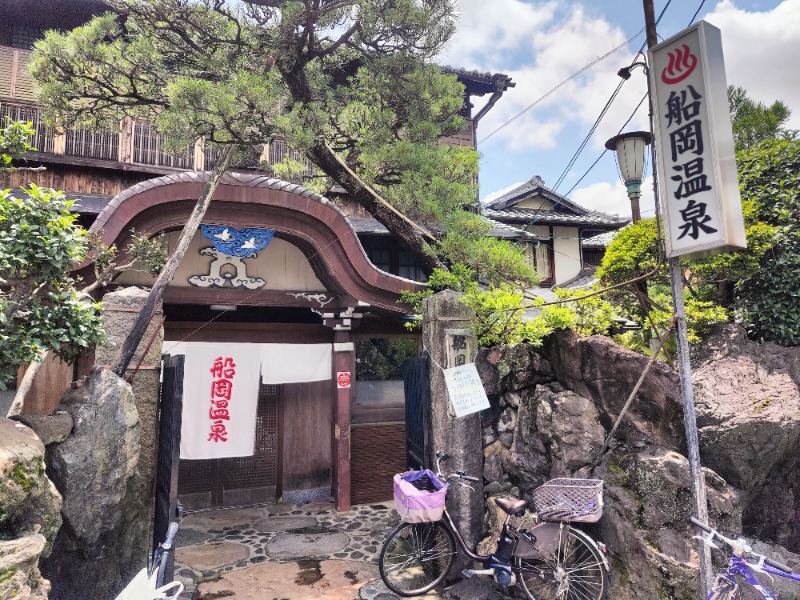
<box><xmin>559</xmin><ymin>266</ymin><xmax>599</xmax><ymax>290</ymax></box>
<box><xmin>484</xmin><ymin>175</ymin><xmax>590</xmax><ymax>215</ymax></box>
<box><xmin>347</xmin><ymin>216</ymin><xmax>390</xmax><ymax>234</ymax></box>
<box><xmin>582</xmin><ymin>230</ymin><xmax>620</xmax><ymax>248</ymax></box>
<box><xmin>442</xmin><ymin>67</ymin><xmax>515</xmax><ymax>94</ymax></box>
<box><xmin>483</xmin><ymin>216</ymin><xmax>543</xmax><ymax>240</ymax></box>
<box><xmin>483</xmin><ymin>207</ymin><xmax>626</xmax><ymax>227</ymax></box>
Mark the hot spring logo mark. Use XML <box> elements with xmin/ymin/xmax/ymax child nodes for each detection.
<box><xmin>188</xmin><ymin>224</ymin><xmax>275</xmax><ymax>289</ymax></box>
<box><xmin>661</xmin><ymin>44</ymin><xmax>698</xmax><ymax>85</ymax></box>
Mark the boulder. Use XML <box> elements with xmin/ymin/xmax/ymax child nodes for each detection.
<box><xmin>46</xmin><ymin>368</ymin><xmax>140</xmax><ymax>545</ymax></box>
<box><xmin>12</xmin><ymin>412</ymin><xmax>73</xmax><ymax>445</ymax></box>
<box><xmin>594</xmin><ymin>447</ymin><xmax>741</xmax><ymax>600</ymax></box>
<box><xmin>0</xmin><ymin>534</ymin><xmax>51</xmax><ymax>600</ymax></box>
<box><xmin>0</xmin><ymin>418</ymin><xmax>62</xmax><ymax>600</ymax></box>
<box><xmin>0</xmin><ymin>418</ymin><xmax>62</xmax><ymax>549</ymax></box>
<box><xmin>694</xmin><ymin>324</ymin><xmax>800</xmax><ymax>550</ymax></box>
<box><xmin>41</xmin><ymin>367</ymin><xmax>141</xmax><ymax>599</ymax></box>
<box><xmin>541</xmin><ymin>330</ymin><xmax>685</xmax><ymax>449</ymax></box>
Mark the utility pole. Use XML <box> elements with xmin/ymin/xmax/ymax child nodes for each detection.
<box><xmin>641</xmin><ymin>0</ymin><xmax>714</xmax><ymax>595</ymax></box>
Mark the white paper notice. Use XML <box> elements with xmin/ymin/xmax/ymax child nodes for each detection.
<box><xmin>443</xmin><ymin>363</ymin><xmax>490</xmax><ymax>418</ymax></box>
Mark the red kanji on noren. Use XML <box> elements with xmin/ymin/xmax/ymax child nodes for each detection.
<box><xmin>209</xmin><ymin>356</ymin><xmax>236</xmax><ymax>378</ymax></box>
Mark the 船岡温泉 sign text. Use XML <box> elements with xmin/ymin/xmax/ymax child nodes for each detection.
<box><xmin>648</xmin><ymin>21</ymin><xmax>746</xmax><ymax>258</ymax></box>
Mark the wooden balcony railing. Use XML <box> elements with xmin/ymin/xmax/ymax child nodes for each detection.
<box><xmin>1</xmin><ymin>96</ymin><xmax>317</xmax><ymax>180</ymax></box>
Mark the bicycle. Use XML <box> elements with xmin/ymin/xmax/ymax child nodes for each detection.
<box><xmin>692</xmin><ymin>517</ymin><xmax>800</xmax><ymax>599</ymax></box>
<box><xmin>115</xmin><ymin>520</ymin><xmax>183</xmax><ymax>599</ymax></box>
<box><xmin>150</xmin><ymin>521</ymin><xmax>181</xmax><ymax>593</ymax></box>
<box><xmin>378</xmin><ymin>451</ymin><xmax>610</xmax><ymax>599</ymax></box>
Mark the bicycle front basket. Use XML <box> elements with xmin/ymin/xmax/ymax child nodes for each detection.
<box><xmin>393</xmin><ymin>470</ymin><xmax>447</xmax><ymax>523</ymax></box>
<box><xmin>533</xmin><ymin>478</ymin><xmax>603</xmax><ymax>523</ymax></box>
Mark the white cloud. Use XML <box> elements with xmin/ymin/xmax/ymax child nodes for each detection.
<box><xmin>571</xmin><ymin>176</ymin><xmax>655</xmax><ymax>219</ymax></box>
<box><xmin>441</xmin><ymin>1</ymin><xmax>651</xmax><ymax>153</ymax></box>
<box><xmin>704</xmin><ymin>0</ymin><xmax>800</xmax><ymax>128</ymax></box>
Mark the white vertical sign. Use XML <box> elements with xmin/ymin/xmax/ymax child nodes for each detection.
<box><xmin>649</xmin><ymin>21</ymin><xmax>746</xmax><ymax>258</ymax></box>
<box><xmin>443</xmin><ymin>363</ymin><xmax>490</xmax><ymax>418</ymax></box>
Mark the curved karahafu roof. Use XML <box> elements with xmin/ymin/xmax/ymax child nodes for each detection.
<box><xmin>85</xmin><ymin>171</ymin><xmax>426</xmax><ymax>315</ymax></box>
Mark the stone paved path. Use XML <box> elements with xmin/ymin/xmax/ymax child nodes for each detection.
<box><xmin>173</xmin><ymin>500</ymin><xmax>510</xmax><ymax>599</ymax></box>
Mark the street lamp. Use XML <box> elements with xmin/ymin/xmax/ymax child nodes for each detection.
<box><xmin>605</xmin><ymin>131</ymin><xmax>652</xmax><ymax>223</ymax></box>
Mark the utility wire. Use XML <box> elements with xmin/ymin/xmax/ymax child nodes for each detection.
<box><xmin>551</xmin><ymin>0</ymin><xmax>674</xmax><ymax>199</ymax></box>
<box><xmin>479</xmin><ymin>29</ymin><xmax>645</xmax><ymax>144</ymax></box>
<box><xmin>563</xmin><ymin>91</ymin><xmax>649</xmax><ymax>198</ymax></box>
<box><xmin>562</xmin><ymin>0</ymin><xmax>705</xmax><ymax>202</ymax></box>
<box><xmin>552</xmin><ymin>79</ymin><xmax>626</xmax><ymax>192</ymax></box>
<box><xmin>689</xmin><ymin>0</ymin><xmax>707</xmax><ymax>25</ymax></box>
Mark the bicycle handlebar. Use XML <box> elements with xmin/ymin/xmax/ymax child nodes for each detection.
<box><xmin>434</xmin><ymin>452</ymin><xmax>480</xmax><ymax>483</ymax></box>
<box><xmin>162</xmin><ymin>521</ymin><xmax>179</xmax><ymax>550</ymax></box>
<box><xmin>690</xmin><ymin>517</ymin><xmax>792</xmax><ymax>573</ymax></box>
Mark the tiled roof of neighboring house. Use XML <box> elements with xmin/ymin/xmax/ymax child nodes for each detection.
<box><xmin>347</xmin><ymin>214</ymin><xmax>542</xmax><ymax>241</ymax></box>
<box><xmin>442</xmin><ymin>67</ymin><xmax>515</xmax><ymax>95</ymax></box>
<box><xmin>483</xmin><ymin>207</ymin><xmax>626</xmax><ymax>227</ymax></box>
<box><xmin>582</xmin><ymin>230</ymin><xmax>620</xmax><ymax>248</ymax></box>
<box><xmin>483</xmin><ymin>216</ymin><xmax>544</xmax><ymax>240</ymax></box>
<box><xmin>482</xmin><ymin>174</ymin><xmax>628</xmax><ymax>232</ymax></box>
<box><xmin>347</xmin><ymin>216</ymin><xmax>390</xmax><ymax>234</ymax></box>
<box><xmin>559</xmin><ymin>265</ymin><xmax>599</xmax><ymax>290</ymax></box>
<box><xmin>68</xmin><ymin>193</ymin><xmax>113</xmax><ymax>214</ymax></box>
<box><xmin>484</xmin><ymin>175</ymin><xmax>591</xmax><ymax>214</ymax></box>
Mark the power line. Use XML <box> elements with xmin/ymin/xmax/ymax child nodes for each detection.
<box><xmin>563</xmin><ymin>91</ymin><xmax>649</xmax><ymax>198</ymax></box>
<box><xmin>550</xmin><ymin>0</ymin><xmax>674</xmax><ymax>200</ymax></box>
<box><xmin>479</xmin><ymin>28</ymin><xmax>645</xmax><ymax>145</ymax></box>
<box><xmin>690</xmin><ymin>0</ymin><xmax>707</xmax><ymax>25</ymax></box>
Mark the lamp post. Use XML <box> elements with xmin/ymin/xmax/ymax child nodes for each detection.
<box><xmin>605</xmin><ymin>131</ymin><xmax>652</xmax><ymax>223</ymax></box>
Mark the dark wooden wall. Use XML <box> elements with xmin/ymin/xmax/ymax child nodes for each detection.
<box><xmin>280</xmin><ymin>380</ymin><xmax>332</xmax><ymax>495</ymax></box>
<box><xmin>350</xmin><ymin>423</ymin><xmax>406</xmax><ymax>505</ymax></box>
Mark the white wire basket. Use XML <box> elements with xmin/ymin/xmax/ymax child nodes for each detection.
<box><xmin>532</xmin><ymin>478</ymin><xmax>604</xmax><ymax>523</ymax></box>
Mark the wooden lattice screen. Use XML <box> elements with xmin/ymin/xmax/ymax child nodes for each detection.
<box><xmin>178</xmin><ymin>384</ymin><xmax>279</xmax><ymax>508</ymax></box>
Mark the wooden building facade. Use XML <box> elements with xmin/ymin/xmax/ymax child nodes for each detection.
<box><xmin>1</xmin><ymin>0</ymin><xmax>514</xmax><ymax>511</ymax></box>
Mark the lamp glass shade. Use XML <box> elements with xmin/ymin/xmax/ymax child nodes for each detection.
<box><xmin>616</xmin><ymin>136</ymin><xmax>646</xmax><ymax>184</ymax></box>
<box><xmin>605</xmin><ymin>131</ymin><xmax>652</xmax><ymax>186</ymax></box>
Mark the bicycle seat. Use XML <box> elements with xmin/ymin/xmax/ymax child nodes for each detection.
<box><xmin>495</xmin><ymin>497</ymin><xmax>528</xmax><ymax>516</ymax></box>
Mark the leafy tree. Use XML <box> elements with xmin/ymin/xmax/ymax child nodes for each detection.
<box><xmin>29</xmin><ymin>0</ymin><xmax>534</xmax><ymax>286</ymax></box>
<box><xmin>0</xmin><ymin>185</ymin><xmax>105</xmax><ymax>387</ymax></box>
<box><xmin>0</xmin><ymin>119</ymin><xmax>36</xmax><ymax>169</ymax></box>
<box><xmin>1</xmin><ymin>122</ymin><xmax>167</xmax><ymax>410</ymax></box>
<box><xmin>594</xmin><ymin>218</ymin><xmax>762</xmax><ymax>352</ymax></box>
<box><xmin>728</xmin><ymin>85</ymin><xmax>796</xmax><ymax>153</ymax></box>
<box><xmin>734</xmin><ymin>138</ymin><xmax>800</xmax><ymax>345</ymax></box>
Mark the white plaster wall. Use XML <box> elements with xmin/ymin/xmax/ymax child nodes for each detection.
<box><xmin>515</xmin><ymin>195</ymin><xmax>555</xmax><ymax>211</ymax></box>
<box><xmin>553</xmin><ymin>226</ymin><xmax>582</xmax><ymax>284</ymax></box>
<box><xmin>114</xmin><ymin>230</ymin><xmax>327</xmax><ymax>291</ymax></box>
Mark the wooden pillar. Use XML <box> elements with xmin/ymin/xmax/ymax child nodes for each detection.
<box><xmin>193</xmin><ymin>137</ymin><xmax>205</xmax><ymax>171</ymax></box>
<box><xmin>119</xmin><ymin>118</ymin><xmax>135</xmax><ymax>163</ymax></box>
<box><xmin>332</xmin><ymin>331</ymin><xmax>354</xmax><ymax>511</ymax></box>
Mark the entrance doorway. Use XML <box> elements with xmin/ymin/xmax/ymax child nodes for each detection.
<box><xmin>178</xmin><ymin>384</ymin><xmax>279</xmax><ymax>509</ymax></box>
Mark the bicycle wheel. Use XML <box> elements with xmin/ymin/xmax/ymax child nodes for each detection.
<box><xmin>516</xmin><ymin>525</ymin><xmax>608</xmax><ymax>600</ymax></box>
<box><xmin>379</xmin><ymin>520</ymin><xmax>457</xmax><ymax>596</ymax></box>
<box><xmin>710</xmin><ymin>580</ymin><xmax>765</xmax><ymax>600</ymax></box>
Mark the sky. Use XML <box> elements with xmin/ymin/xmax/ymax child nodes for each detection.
<box><xmin>437</xmin><ymin>0</ymin><xmax>800</xmax><ymax>220</ymax></box>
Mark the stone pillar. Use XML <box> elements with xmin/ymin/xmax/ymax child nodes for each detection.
<box><xmin>95</xmin><ymin>287</ymin><xmax>164</xmax><ymax>576</ymax></box>
<box><xmin>332</xmin><ymin>331</ymin><xmax>354</xmax><ymax>512</ymax></box>
<box><xmin>422</xmin><ymin>291</ymin><xmax>484</xmax><ymax>559</ymax></box>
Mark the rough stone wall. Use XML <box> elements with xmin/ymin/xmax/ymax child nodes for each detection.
<box><xmin>475</xmin><ymin>327</ymin><xmax>800</xmax><ymax>599</ymax></box>
<box><xmin>693</xmin><ymin>324</ymin><xmax>800</xmax><ymax>551</ymax></box>
<box><xmin>40</xmin><ymin>368</ymin><xmax>141</xmax><ymax>599</ymax></box>
<box><xmin>38</xmin><ymin>286</ymin><xmax>163</xmax><ymax>600</ymax></box>
<box><xmin>0</xmin><ymin>418</ymin><xmax>63</xmax><ymax>600</ymax></box>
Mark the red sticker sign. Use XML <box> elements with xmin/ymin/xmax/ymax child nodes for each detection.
<box><xmin>337</xmin><ymin>371</ymin><xmax>351</xmax><ymax>388</ymax></box>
